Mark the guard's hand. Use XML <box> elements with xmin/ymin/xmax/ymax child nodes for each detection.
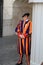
<box><xmin>20</xmin><ymin>34</ymin><xmax>25</xmax><ymax>38</ymax></box>
<box><xmin>22</xmin><ymin>34</ymin><xmax>25</xmax><ymax>38</ymax></box>
<box><xmin>19</xmin><ymin>35</ymin><xmax>22</xmax><ymax>38</ymax></box>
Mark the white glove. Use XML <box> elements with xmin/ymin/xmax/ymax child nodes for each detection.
<box><xmin>19</xmin><ymin>34</ymin><xmax>25</xmax><ymax>38</ymax></box>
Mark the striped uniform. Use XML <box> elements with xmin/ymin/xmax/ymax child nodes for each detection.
<box><xmin>15</xmin><ymin>20</ymin><xmax>32</xmax><ymax>55</ymax></box>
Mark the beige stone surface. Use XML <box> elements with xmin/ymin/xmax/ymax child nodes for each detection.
<box><xmin>3</xmin><ymin>0</ymin><xmax>32</xmax><ymax>36</ymax></box>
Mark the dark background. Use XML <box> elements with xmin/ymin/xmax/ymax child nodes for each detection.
<box><xmin>0</xmin><ymin>0</ymin><xmax>3</xmax><ymax>37</ymax></box>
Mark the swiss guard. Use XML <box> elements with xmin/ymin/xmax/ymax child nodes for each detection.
<box><xmin>15</xmin><ymin>13</ymin><xmax>32</xmax><ymax>65</ymax></box>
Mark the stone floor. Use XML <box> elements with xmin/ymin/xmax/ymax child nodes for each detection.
<box><xmin>0</xmin><ymin>35</ymin><xmax>27</xmax><ymax>65</ymax></box>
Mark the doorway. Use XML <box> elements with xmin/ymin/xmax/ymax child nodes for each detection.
<box><xmin>0</xmin><ymin>0</ymin><xmax>3</xmax><ymax>37</ymax></box>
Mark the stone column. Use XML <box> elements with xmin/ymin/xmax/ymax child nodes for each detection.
<box><xmin>29</xmin><ymin>0</ymin><xmax>43</xmax><ymax>65</ymax></box>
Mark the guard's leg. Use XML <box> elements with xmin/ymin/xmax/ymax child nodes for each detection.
<box><xmin>29</xmin><ymin>36</ymin><xmax>31</xmax><ymax>55</ymax></box>
<box><xmin>16</xmin><ymin>37</ymin><xmax>23</xmax><ymax>65</ymax></box>
<box><xmin>19</xmin><ymin>38</ymin><xmax>23</xmax><ymax>62</ymax></box>
<box><xmin>26</xmin><ymin>37</ymin><xmax>30</xmax><ymax>65</ymax></box>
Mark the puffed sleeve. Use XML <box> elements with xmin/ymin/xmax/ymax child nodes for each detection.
<box><xmin>23</xmin><ymin>22</ymin><xmax>29</xmax><ymax>34</ymax></box>
<box><xmin>15</xmin><ymin>20</ymin><xmax>21</xmax><ymax>33</ymax></box>
<box><xmin>29</xmin><ymin>21</ymin><xmax>32</xmax><ymax>34</ymax></box>
<box><xmin>15</xmin><ymin>24</ymin><xmax>20</xmax><ymax>32</ymax></box>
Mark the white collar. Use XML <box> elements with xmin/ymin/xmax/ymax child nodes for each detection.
<box><xmin>26</xmin><ymin>19</ymin><xmax>29</xmax><ymax>22</ymax></box>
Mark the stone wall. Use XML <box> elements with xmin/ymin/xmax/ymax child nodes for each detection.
<box><xmin>3</xmin><ymin>0</ymin><xmax>32</xmax><ymax>36</ymax></box>
<box><xmin>3</xmin><ymin>0</ymin><xmax>15</xmax><ymax>36</ymax></box>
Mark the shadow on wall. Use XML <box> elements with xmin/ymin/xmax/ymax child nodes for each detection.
<box><xmin>12</xmin><ymin>0</ymin><xmax>32</xmax><ymax>32</ymax></box>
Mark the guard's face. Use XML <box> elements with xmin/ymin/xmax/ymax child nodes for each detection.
<box><xmin>23</xmin><ymin>15</ymin><xmax>28</xmax><ymax>21</ymax></box>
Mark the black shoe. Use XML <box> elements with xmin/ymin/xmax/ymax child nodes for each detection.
<box><xmin>16</xmin><ymin>61</ymin><xmax>22</xmax><ymax>65</ymax></box>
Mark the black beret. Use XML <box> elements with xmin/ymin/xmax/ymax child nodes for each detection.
<box><xmin>22</xmin><ymin>13</ymin><xmax>30</xmax><ymax>17</ymax></box>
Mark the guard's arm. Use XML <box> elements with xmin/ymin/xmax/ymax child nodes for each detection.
<box><xmin>29</xmin><ymin>21</ymin><xmax>32</xmax><ymax>35</ymax></box>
